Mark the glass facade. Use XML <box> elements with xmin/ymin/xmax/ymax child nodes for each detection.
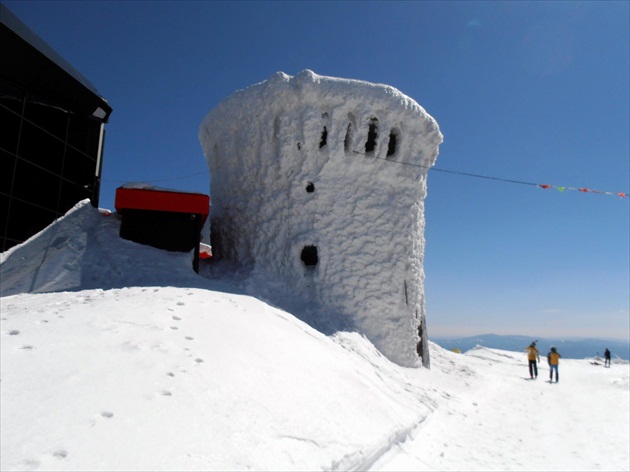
<box><xmin>0</xmin><ymin>78</ymin><xmax>104</xmax><ymax>251</ymax></box>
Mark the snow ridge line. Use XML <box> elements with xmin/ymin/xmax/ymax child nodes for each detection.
<box><xmin>328</xmin><ymin>417</ymin><xmax>428</xmax><ymax>471</ymax></box>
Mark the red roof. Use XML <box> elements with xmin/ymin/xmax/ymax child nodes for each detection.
<box><xmin>115</xmin><ymin>187</ymin><xmax>210</xmax><ymax>221</ymax></box>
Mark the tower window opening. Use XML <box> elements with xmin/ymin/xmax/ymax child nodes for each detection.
<box><xmin>301</xmin><ymin>245</ymin><xmax>318</xmax><ymax>267</ymax></box>
<box><xmin>344</xmin><ymin>123</ymin><xmax>353</xmax><ymax>152</ymax></box>
<box><xmin>387</xmin><ymin>129</ymin><xmax>398</xmax><ymax>157</ymax></box>
<box><xmin>319</xmin><ymin>126</ymin><xmax>328</xmax><ymax>148</ymax></box>
<box><xmin>365</xmin><ymin>118</ymin><xmax>378</xmax><ymax>154</ymax></box>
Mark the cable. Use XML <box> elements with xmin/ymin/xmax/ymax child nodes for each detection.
<box><xmin>103</xmin><ymin>153</ymin><xmax>628</xmax><ymax>198</ymax></box>
<box><xmin>102</xmin><ymin>169</ymin><xmax>209</xmax><ymax>184</ymax></box>
<box><xmin>352</xmin><ymin>151</ymin><xmax>628</xmax><ymax>198</ymax></box>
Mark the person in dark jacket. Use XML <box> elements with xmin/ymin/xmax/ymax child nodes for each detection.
<box><xmin>604</xmin><ymin>348</ymin><xmax>611</xmax><ymax>368</ymax></box>
<box><xmin>547</xmin><ymin>346</ymin><xmax>561</xmax><ymax>383</ymax></box>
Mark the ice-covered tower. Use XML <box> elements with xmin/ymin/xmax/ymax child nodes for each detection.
<box><xmin>199</xmin><ymin>70</ymin><xmax>442</xmax><ymax>367</ymax></box>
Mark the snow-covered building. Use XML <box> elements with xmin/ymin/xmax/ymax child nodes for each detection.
<box><xmin>199</xmin><ymin>70</ymin><xmax>442</xmax><ymax>367</ymax></box>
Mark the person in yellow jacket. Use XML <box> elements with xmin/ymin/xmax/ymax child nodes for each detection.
<box><xmin>525</xmin><ymin>341</ymin><xmax>540</xmax><ymax>379</ymax></box>
<box><xmin>547</xmin><ymin>346</ymin><xmax>561</xmax><ymax>383</ymax></box>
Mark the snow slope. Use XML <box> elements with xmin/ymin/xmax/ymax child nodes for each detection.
<box><xmin>1</xmin><ymin>202</ymin><xmax>629</xmax><ymax>471</ymax></box>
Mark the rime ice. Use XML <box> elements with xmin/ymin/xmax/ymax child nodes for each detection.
<box><xmin>199</xmin><ymin>70</ymin><xmax>443</xmax><ymax>367</ymax></box>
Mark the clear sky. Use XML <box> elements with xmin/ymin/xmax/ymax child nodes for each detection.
<box><xmin>5</xmin><ymin>0</ymin><xmax>629</xmax><ymax>340</ymax></box>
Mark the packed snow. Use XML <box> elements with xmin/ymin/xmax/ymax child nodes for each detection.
<box><xmin>199</xmin><ymin>70</ymin><xmax>443</xmax><ymax>368</ymax></box>
<box><xmin>1</xmin><ymin>201</ymin><xmax>628</xmax><ymax>471</ymax></box>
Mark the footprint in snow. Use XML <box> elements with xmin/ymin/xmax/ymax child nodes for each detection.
<box><xmin>185</xmin><ymin>336</ymin><xmax>194</xmax><ymax>341</ymax></box>
<box><xmin>21</xmin><ymin>458</ymin><xmax>40</xmax><ymax>470</ymax></box>
<box><xmin>101</xmin><ymin>411</ymin><xmax>114</xmax><ymax>418</ymax></box>
<box><xmin>194</xmin><ymin>357</ymin><xmax>204</xmax><ymax>363</ymax></box>
<box><xmin>53</xmin><ymin>449</ymin><xmax>68</xmax><ymax>459</ymax></box>
<box><xmin>172</xmin><ymin>316</ymin><xmax>181</xmax><ymax>321</ymax></box>
<box><xmin>170</xmin><ymin>326</ymin><xmax>179</xmax><ymax>330</ymax></box>
<box><xmin>8</xmin><ymin>330</ymin><xmax>20</xmax><ymax>335</ymax></box>
<box><xmin>20</xmin><ymin>345</ymin><xmax>33</xmax><ymax>350</ymax></box>
<box><xmin>176</xmin><ymin>302</ymin><xmax>185</xmax><ymax>306</ymax></box>
<box><xmin>166</xmin><ymin>372</ymin><xmax>175</xmax><ymax>377</ymax></box>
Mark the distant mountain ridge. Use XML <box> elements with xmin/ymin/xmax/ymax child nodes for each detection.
<box><xmin>432</xmin><ymin>334</ymin><xmax>630</xmax><ymax>360</ymax></box>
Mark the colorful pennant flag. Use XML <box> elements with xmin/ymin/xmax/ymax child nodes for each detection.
<box><xmin>538</xmin><ymin>184</ymin><xmax>627</xmax><ymax>198</ymax></box>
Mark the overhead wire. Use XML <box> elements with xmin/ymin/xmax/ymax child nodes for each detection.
<box><xmin>102</xmin><ymin>169</ymin><xmax>210</xmax><ymax>184</ymax></box>
<box><xmin>352</xmin><ymin>151</ymin><xmax>628</xmax><ymax>198</ymax></box>
<box><xmin>102</xmin><ymin>152</ymin><xmax>628</xmax><ymax>199</ymax></box>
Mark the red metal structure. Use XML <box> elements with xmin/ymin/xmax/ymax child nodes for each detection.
<box><xmin>115</xmin><ymin>186</ymin><xmax>210</xmax><ymax>272</ymax></box>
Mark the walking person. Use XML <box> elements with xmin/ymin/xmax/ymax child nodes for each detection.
<box><xmin>547</xmin><ymin>346</ymin><xmax>561</xmax><ymax>383</ymax></box>
<box><xmin>525</xmin><ymin>342</ymin><xmax>540</xmax><ymax>379</ymax></box>
<box><xmin>604</xmin><ymin>348</ymin><xmax>611</xmax><ymax>368</ymax></box>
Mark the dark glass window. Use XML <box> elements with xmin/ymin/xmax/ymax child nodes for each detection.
<box><xmin>6</xmin><ymin>198</ymin><xmax>57</xmax><ymax>243</ymax></box>
<box><xmin>0</xmin><ymin>149</ymin><xmax>16</xmax><ymax>196</ymax></box>
<box><xmin>68</xmin><ymin>114</ymin><xmax>100</xmax><ymax>157</ymax></box>
<box><xmin>24</xmin><ymin>98</ymin><xmax>69</xmax><ymax>140</ymax></box>
<box><xmin>0</xmin><ymin>193</ymin><xmax>9</xmax><ymax>251</ymax></box>
<box><xmin>18</xmin><ymin>121</ymin><xmax>65</xmax><ymax>175</ymax></box>
<box><xmin>59</xmin><ymin>180</ymin><xmax>91</xmax><ymax>211</ymax></box>
<box><xmin>63</xmin><ymin>147</ymin><xmax>96</xmax><ymax>186</ymax></box>
<box><xmin>13</xmin><ymin>159</ymin><xmax>61</xmax><ymax>209</ymax></box>
<box><xmin>0</xmin><ymin>106</ymin><xmax>20</xmax><ymax>154</ymax></box>
<box><xmin>0</xmin><ymin>80</ymin><xmax>24</xmax><ymax>114</ymax></box>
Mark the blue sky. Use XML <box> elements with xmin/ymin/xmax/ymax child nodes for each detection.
<box><xmin>5</xmin><ymin>1</ymin><xmax>629</xmax><ymax>340</ymax></box>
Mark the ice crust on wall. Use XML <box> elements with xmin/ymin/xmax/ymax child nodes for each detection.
<box><xmin>199</xmin><ymin>70</ymin><xmax>442</xmax><ymax>367</ymax></box>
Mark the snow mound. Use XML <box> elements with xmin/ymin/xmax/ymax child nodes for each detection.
<box><xmin>0</xmin><ymin>200</ymin><xmax>210</xmax><ymax>297</ymax></box>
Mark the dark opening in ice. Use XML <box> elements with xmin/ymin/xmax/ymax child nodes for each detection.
<box><xmin>301</xmin><ymin>245</ymin><xmax>318</xmax><ymax>267</ymax></box>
